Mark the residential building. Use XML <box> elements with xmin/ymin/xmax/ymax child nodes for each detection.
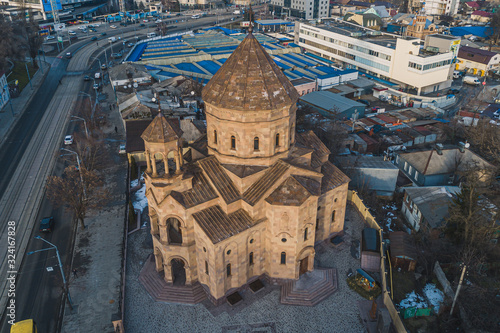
<box><xmin>471</xmin><ymin>10</ymin><xmax>492</xmax><ymax>23</ymax></box>
<box><xmin>299</xmin><ymin>90</ymin><xmax>366</xmax><ymax>119</ymax></box>
<box><xmin>402</xmin><ymin>186</ymin><xmax>460</xmax><ymax>231</ymax></box>
<box><xmin>393</xmin><ymin>145</ymin><xmax>495</xmax><ymax>186</ymax></box>
<box><xmin>290</xmin><ymin>77</ymin><xmax>317</xmax><ymax>96</ymax></box>
<box><xmin>295</xmin><ymin>21</ymin><xmax>457</xmax><ymax>95</ymax></box>
<box><xmin>421</xmin><ymin>0</ymin><xmax>459</xmax><ymax>16</ymax></box>
<box><xmin>141</xmin><ymin>31</ymin><xmax>350</xmax><ymax>304</ymax></box>
<box><xmin>343</xmin><ymin>11</ymin><xmax>383</xmax><ymax>30</ymax></box>
<box><xmin>269</xmin><ymin>0</ymin><xmax>330</xmax><ymax>19</ymax></box>
<box><xmin>337</xmin><ymin>155</ymin><xmax>399</xmax><ymax>197</ymax></box>
<box><xmin>457</xmin><ymin>46</ymin><xmax>500</xmax><ymax>76</ymax></box>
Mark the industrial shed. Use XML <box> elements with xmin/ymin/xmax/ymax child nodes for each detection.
<box><xmin>361</xmin><ymin>228</ymin><xmax>380</xmax><ymax>272</ymax></box>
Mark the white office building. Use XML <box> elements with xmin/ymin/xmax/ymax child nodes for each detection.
<box><xmin>409</xmin><ymin>0</ymin><xmax>459</xmax><ymax>16</ymax></box>
<box><xmin>295</xmin><ymin>21</ymin><xmax>458</xmax><ymax>95</ymax></box>
<box><xmin>270</xmin><ymin>0</ymin><xmax>329</xmax><ymax>20</ymax></box>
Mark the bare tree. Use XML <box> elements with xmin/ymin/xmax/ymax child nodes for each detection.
<box><xmin>0</xmin><ymin>16</ymin><xmax>25</xmax><ymax>72</ymax></box>
<box><xmin>464</xmin><ymin>119</ymin><xmax>500</xmax><ymax>166</ymax></box>
<box><xmin>46</xmin><ymin>166</ymin><xmax>109</xmax><ymax>230</ymax></box>
<box><xmin>16</xmin><ymin>3</ymin><xmax>43</xmax><ymax>68</ymax></box>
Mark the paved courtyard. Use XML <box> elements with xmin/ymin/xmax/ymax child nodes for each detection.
<box><xmin>124</xmin><ymin>205</ymin><xmax>368</xmax><ymax>333</ymax></box>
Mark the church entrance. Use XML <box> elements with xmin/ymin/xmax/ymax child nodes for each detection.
<box><xmin>171</xmin><ymin>259</ymin><xmax>186</xmax><ymax>286</ymax></box>
<box><xmin>167</xmin><ymin>218</ymin><xmax>182</xmax><ymax>244</ymax></box>
<box><xmin>299</xmin><ymin>256</ymin><xmax>309</xmax><ymax>276</ymax></box>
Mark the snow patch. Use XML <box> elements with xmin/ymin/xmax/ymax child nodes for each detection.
<box><xmin>399</xmin><ymin>283</ymin><xmax>444</xmax><ymax>312</ymax></box>
<box><xmin>131</xmin><ymin>178</ymin><xmax>148</xmax><ymax>213</ymax></box>
<box><xmin>423</xmin><ymin>283</ymin><xmax>444</xmax><ymax>312</ymax></box>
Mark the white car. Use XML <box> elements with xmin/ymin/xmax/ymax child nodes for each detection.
<box><xmin>119</xmin><ymin>144</ymin><xmax>126</xmax><ymax>154</ymax></box>
<box><xmin>110</xmin><ymin>25</ymin><xmax>117</xmax><ymax>29</ymax></box>
<box><xmin>46</xmin><ymin>35</ymin><xmax>55</xmax><ymax>40</ymax></box>
<box><xmin>64</xmin><ymin>135</ymin><xmax>74</xmax><ymax>145</ymax></box>
<box><xmin>68</xmin><ymin>30</ymin><xmax>76</xmax><ymax>35</ymax></box>
<box><xmin>156</xmin><ymin>19</ymin><xmax>162</xmax><ymax>23</ymax></box>
<box><xmin>93</xmin><ymin>24</ymin><xmax>100</xmax><ymax>27</ymax></box>
<box><xmin>78</xmin><ymin>26</ymin><xmax>86</xmax><ymax>30</ymax></box>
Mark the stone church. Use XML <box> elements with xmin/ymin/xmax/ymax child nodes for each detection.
<box><xmin>141</xmin><ymin>30</ymin><xmax>350</xmax><ymax>304</ymax></box>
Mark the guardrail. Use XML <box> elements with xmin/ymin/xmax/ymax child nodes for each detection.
<box><xmin>347</xmin><ymin>190</ymin><xmax>407</xmax><ymax>333</ymax></box>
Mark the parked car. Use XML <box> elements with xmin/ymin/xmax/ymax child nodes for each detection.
<box><xmin>84</xmin><ymin>75</ymin><xmax>91</xmax><ymax>81</ymax></box>
<box><xmin>463</xmin><ymin>76</ymin><xmax>480</xmax><ymax>85</ymax></box>
<box><xmin>91</xmin><ymin>36</ymin><xmax>97</xmax><ymax>41</ymax></box>
<box><xmin>93</xmin><ymin>83</ymin><xmax>100</xmax><ymax>90</ymax></box>
<box><xmin>139</xmin><ymin>23</ymin><xmax>145</xmax><ymax>27</ymax></box>
<box><xmin>101</xmin><ymin>32</ymin><xmax>107</xmax><ymax>36</ymax></box>
<box><xmin>110</xmin><ymin>25</ymin><xmax>117</xmax><ymax>29</ymax></box>
<box><xmin>46</xmin><ymin>35</ymin><xmax>55</xmax><ymax>40</ymax></box>
<box><xmin>357</xmin><ymin>99</ymin><xmax>371</xmax><ymax>106</ymax></box>
<box><xmin>65</xmin><ymin>52</ymin><xmax>72</xmax><ymax>59</ymax></box>
<box><xmin>127</xmin><ymin>42</ymin><xmax>134</xmax><ymax>48</ymax></box>
<box><xmin>95</xmin><ymin>72</ymin><xmax>101</xmax><ymax>79</ymax></box>
<box><xmin>39</xmin><ymin>217</ymin><xmax>55</xmax><ymax>232</ymax></box>
<box><xmin>111</xmin><ymin>52</ymin><xmax>122</xmax><ymax>59</ymax></box>
<box><xmin>64</xmin><ymin>135</ymin><xmax>74</xmax><ymax>145</ymax></box>
<box><xmin>119</xmin><ymin>144</ymin><xmax>126</xmax><ymax>154</ymax></box>
<box><xmin>101</xmin><ymin>63</ymin><xmax>107</xmax><ymax>70</ymax></box>
<box><xmin>68</xmin><ymin>30</ymin><xmax>76</xmax><ymax>35</ymax></box>
<box><xmin>448</xmin><ymin>88</ymin><xmax>460</xmax><ymax>95</ymax></box>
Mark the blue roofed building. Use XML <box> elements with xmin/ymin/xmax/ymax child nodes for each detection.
<box><xmin>299</xmin><ymin>91</ymin><xmax>366</xmax><ymax>119</ymax></box>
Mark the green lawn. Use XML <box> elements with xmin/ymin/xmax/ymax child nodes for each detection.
<box><xmin>8</xmin><ymin>61</ymin><xmax>38</xmax><ymax>92</ymax></box>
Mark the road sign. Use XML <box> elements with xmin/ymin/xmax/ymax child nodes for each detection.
<box><xmin>58</xmin><ymin>36</ymin><xmax>63</xmax><ymax>43</ymax></box>
<box><xmin>482</xmin><ymin>81</ymin><xmax>486</xmax><ymax>86</ymax></box>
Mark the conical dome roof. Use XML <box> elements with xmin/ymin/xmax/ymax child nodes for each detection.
<box><xmin>202</xmin><ymin>33</ymin><xmax>299</xmax><ymax>111</ymax></box>
<box><xmin>141</xmin><ymin>113</ymin><xmax>183</xmax><ymax>143</ymax></box>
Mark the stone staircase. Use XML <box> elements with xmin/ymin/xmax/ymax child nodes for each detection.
<box><xmin>280</xmin><ymin>268</ymin><xmax>338</xmax><ymax>306</ymax></box>
<box><xmin>139</xmin><ymin>255</ymin><xmax>207</xmax><ymax>304</ymax></box>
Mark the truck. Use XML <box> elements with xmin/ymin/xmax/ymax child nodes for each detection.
<box><xmin>108</xmin><ymin>36</ymin><xmax>116</xmax><ymax>43</ymax></box>
<box><xmin>463</xmin><ymin>75</ymin><xmax>480</xmax><ymax>85</ymax></box>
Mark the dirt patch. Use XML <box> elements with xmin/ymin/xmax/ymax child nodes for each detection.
<box><xmin>73</xmin><ymin>250</ymin><xmax>91</xmax><ymax>274</ymax></box>
<box><xmin>78</xmin><ymin>234</ymin><xmax>90</xmax><ymax>248</ymax></box>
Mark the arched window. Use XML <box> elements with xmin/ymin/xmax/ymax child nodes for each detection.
<box><xmin>231</xmin><ymin>136</ymin><xmax>236</xmax><ymax>150</ymax></box>
<box><xmin>249</xmin><ymin>252</ymin><xmax>254</xmax><ymax>265</ymax></box>
<box><xmin>205</xmin><ymin>261</ymin><xmax>209</xmax><ymax>275</ymax></box>
<box><xmin>304</xmin><ymin>227</ymin><xmax>308</xmax><ymax>241</ymax></box>
<box><xmin>213</xmin><ymin>130</ymin><xmax>217</xmax><ymax>144</ymax></box>
<box><xmin>254</xmin><ymin>137</ymin><xmax>259</xmax><ymax>151</ymax></box>
<box><xmin>275</xmin><ymin>133</ymin><xmax>280</xmax><ymax>147</ymax></box>
<box><xmin>280</xmin><ymin>252</ymin><xmax>286</xmax><ymax>265</ymax></box>
<box><xmin>226</xmin><ymin>263</ymin><xmax>231</xmax><ymax>276</ymax></box>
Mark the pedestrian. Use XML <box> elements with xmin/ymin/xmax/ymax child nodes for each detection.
<box><xmin>96</xmin><ymin>42</ymin><xmax>98</xmax><ymax>46</ymax></box>
<box><xmin>109</xmin><ymin>104</ymin><xmax>112</xmax><ymax>111</ymax></box>
<box><xmin>72</xmin><ymin>269</ymin><xmax>78</xmax><ymax>278</ymax></box>
<box><xmin>115</xmin><ymin>126</ymin><xmax>118</xmax><ymax>133</ymax></box>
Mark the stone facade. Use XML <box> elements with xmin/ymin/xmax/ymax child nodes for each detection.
<box><xmin>142</xmin><ymin>31</ymin><xmax>350</xmax><ymax>304</ymax></box>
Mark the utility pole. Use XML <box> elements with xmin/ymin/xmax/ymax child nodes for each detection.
<box><xmin>450</xmin><ymin>265</ymin><xmax>466</xmax><ymax>316</ymax></box>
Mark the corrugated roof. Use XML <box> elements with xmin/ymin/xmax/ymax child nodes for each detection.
<box><xmin>300</xmin><ymin>91</ymin><xmax>365</xmax><ymax>113</ymax></box>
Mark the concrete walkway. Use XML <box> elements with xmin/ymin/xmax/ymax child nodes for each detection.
<box><xmin>61</xmin><ymin>80</ymin><xmax>127</xmax><ymax>333</ymax></box>
<box><xmin>0</xmin><ymin>60</ymin><xmax>51</xmax><ymax>146</ymax></box>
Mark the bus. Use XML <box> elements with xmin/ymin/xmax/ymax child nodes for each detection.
<box><xmin>10</xmin><ymin>319</ymin><xmax>37</xmax><ymax>333</ymax></box>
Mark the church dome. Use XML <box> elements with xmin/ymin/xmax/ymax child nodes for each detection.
<box><xmin>202</xmin><ymin>32</ymin><xmax>299</xmax><ymax>112</ymax></box>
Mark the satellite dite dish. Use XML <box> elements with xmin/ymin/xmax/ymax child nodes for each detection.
<box><xmin>133</xmin><ymin>82</ymin><xmax>138</xmax><ymax>88</ymax></box>
<box><xmin>128</xmin><ymin>84</ymin><xmax>132</xmax><ymax>88</ymax></box>
<box><xmin>152</xmin><ymin>97</ymin><xmax>157</xmax><ymax>103</ymax></box>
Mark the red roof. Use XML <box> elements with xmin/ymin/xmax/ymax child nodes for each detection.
<box><xmin>457</xmin><ymin>110</ymin><xmax>482</xmax><ymax>118</ymax></box>
<box><xmin>466</xmin><ymin>1</ymin><xmax>480</xmax><ymax>8</ymax></box>
<box><xmin>358</xmin><ymin>133</ymin><xmax>378</xmax><ymax>145</ymax></box>
<box><xmin>376</xmin><ymin>114</ymin><xmax>399</xmax><ymax>124</ymax></box>
<box><xmin>472</xmin><ymin>10</ymin><xmax>492</xmax><ymax>17</ymax></box>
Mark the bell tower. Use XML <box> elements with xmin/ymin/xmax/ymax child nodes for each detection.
<box><xmin>201</xmin><ymin>31</ymin><xmax>300</xmax><ymax>167</ymax></box>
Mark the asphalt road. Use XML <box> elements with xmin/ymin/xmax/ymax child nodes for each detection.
<box><xmin>0</xmin><ymin>15</ymin><xmax>235</xmax><ymax>333</ymax></box>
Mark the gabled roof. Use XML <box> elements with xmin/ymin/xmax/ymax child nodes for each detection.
<box><xmin>321</xmin><ymin>161</ymin><xmax>351</xmax><ymax>193</ymax></box>
<box><xmin>170</xmin><ymin>165</ymin><xmax>218</xmax><ymax>208</ymax></box>
<box><xmin>243</xmin><ymin>159</ymin><xmax>290</xmax><ymax>205</ymax></box>
<box><xmin>201</xmin><ymin>32</ymin><xmax>299</xmax><ymax>111</ymax></box>
<box><xmin>126</xmin><ymin>119</ymin><xmax>152</xmax><ymax>153</ymax></box>
<box><xmin>265</xmin><ymin>176</ymin><xmax>320</xmax><ymax>206</ymax></box>
<box><xmin>404</xmin><ymin>186</ymin><xmax>460</xmax><ymax>228</ymax></box>
<box><xmin>141</xmin><ymin>113</ymin><xmax>183</xmax><ymax>143</ymax></box>
<box><xmin>296</xmin><ymin>130</ymin><xmax>330</xmax><ymax>157</ymax></box>
<box><xmin>193</xmin><ymin>206</ymin><xmax>258</xmax><ymax>244</ymax></box>
<box><xmin>398</xmin><ymin>147</ymin><xmax>494</xmax><ymax>175</ymax></box>
<box><xmin>198</xmin><ymin>156</ymin><xmax>240</xmax><ymax>204</ymax></box>
<box><xmin>471</xmin><ymin>10</ymin><xmax>493</xmax><ymax>17</ymax></box>
<box><xmin>466</xmin><ymin>1</ymin><xmax>480</xmax><ymax>8</ymax></box>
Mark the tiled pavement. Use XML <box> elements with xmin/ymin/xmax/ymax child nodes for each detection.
<box><xmin>125</xmin><ymin>206</ymin><xmax>368</xmax><ymax>333</ymax></box>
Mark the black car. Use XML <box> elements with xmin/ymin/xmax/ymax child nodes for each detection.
<box><xmin>101</xmin><ymin>32</ymin><xmax>107</xmax><ymax>36</ymax></box>
<box><xmin>139</xmin><ymin>23</ymin><xmax>145</xmax><ymax>27</ymax></box>
<box><xmin>357</xmin><ymin>99</ymin><xmax>371</xmax><ymax>106</ymax></box>
<box><xmin>84</xmin><ymin>75</ymin><xmax>91</xmax><ymax>81</ymax></box>
<box><xmin>40</xmin><ymin>217</ymin><xmax>55</xmax><ymax>232</ymax></box>
<box><xmin>91</xmin><ymin>36</ymin><xmax>97</xmax><ymax>41</ymax></box>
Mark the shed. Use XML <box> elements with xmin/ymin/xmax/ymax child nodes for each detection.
<box><xmin>389</xmin><ymin>231</ymin><xmax>417</xmax><ymax>271</ymax></box>
<box><xmin>361</xmin><ymin>228</ymin><xmax>380</xmax><ymax>272</ymax></box>
<box><xmin>299</xmin><ymin>91</ymin><xmax>366</xmax><ymax>119</ymax></box>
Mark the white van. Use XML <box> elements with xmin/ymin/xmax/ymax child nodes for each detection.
<box><xmin>463</xmin><ymin>76</ymin><xmax>480</xmax><ymax>85</ymax></box>
<box><xmin>147</xmin><ymin>32</ymin><xmax>157</xmax><ymax>38</ymax></box>
<box><xmin>108</xmin><ymin>36</ymin><xmax>116</xmax><ymax>43</ymax></box>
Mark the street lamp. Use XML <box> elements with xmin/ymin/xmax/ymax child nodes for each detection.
<box><xmin>60</xmin><ymin>147</ymin><xmax>87</xmax><ymax>200</ymax></box>
<box><xmin>28</xmin><ymin>236</ymin><xmax>73</xmax><ymax>309</ymax></box>
<box><xmin>71</xmin><ymin>115</ymin><xmax>89</xmax><ymax>139</ymax></box>
<box><xmin>80</xmin><ymin>91</ymin><xmax>98</xmax><ymax>120</ymax></box>
<box><xmin>90</xmin><ymin>56</ymin><xmax>103</xmax><ymax>79</ymax></box>
<box><xmin>98</xmin><ymin>46</ymin><xmax>109</xmax><ymax>69</ymax></box>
